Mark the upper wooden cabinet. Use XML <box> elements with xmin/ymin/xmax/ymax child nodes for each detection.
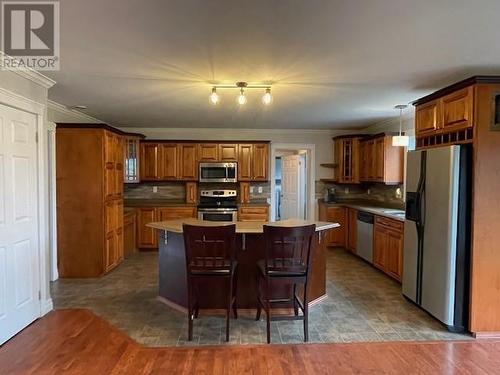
<box><xmin>415</xmin><ymin>99</ymin><xmax>440</xmax><ymax>136</ymax></box>
<box><xmin>140</xmin><ymin>141</ymin><xmax>269</xmax><ymax>182</ymax></box>
<box><xmin>159</xmin><ymin>143</ymin><xmax>178</xmax><ymax>180</ymax></box>
<box><xmin>140</xmin><ymin>143</ymin><xmax>160</xmax><ymax>180</ymax></box>
<box><xmin>197</xmin><ymin>143</ymin><xmax>219</xmax><ymax>161</ymax></box>
<box><xmin>252</xmin><ymin>143</ymin><xmax>269</xmax><ymax>181</ymax></box>
<box><xmin>124</xmin><ymin>137</ymin><xmax>140</xmax><ymax>183</ymax></box>
<box><xmin>416</xmin><ymin>87</ymin><xmax>473</xmax><ymax>138</ymax></box>
<box><xmin>219</xmin><ymin>144</ymin><xmax>238</xmax><ymax>161</ymax></box>
<box><xmin>360</xmin><ymin>135</ymin><xmax>404</xmax><ymax>184</ymax></box>
<box><xmin>333</xmin><ymin>137</ymin><xmax>360</xmax><ymax>184</ymax></box>
<box><xmin>177</xmin><ymin>143</ymin><xmax>198</xmax><ymax>180</ymax></box>
<box><xmin>238</xmin><ymin>143</ymin><xmax>270</xmax><ymax>181</ymax></box>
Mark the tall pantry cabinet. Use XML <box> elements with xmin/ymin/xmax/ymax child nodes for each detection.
<box><xmin>56</xmin><ymin>124</ymin><xmax>127</xmax><ymax>277</ymax></box>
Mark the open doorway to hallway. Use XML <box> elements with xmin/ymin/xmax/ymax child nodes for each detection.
<box><xmin>270</xmin><ymin>144</ymin><xmax>315</xmax><ymax>221</ymax></box>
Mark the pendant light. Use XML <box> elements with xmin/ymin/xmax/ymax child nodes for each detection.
<box><xmin>262</xmin><ymin>88</ymin><xmax>273</xmax><ymax>105</ymax></box>
<box><xmin>392</xmin><ymin>104</ymin><xmax>409</xmax><ymax>147</ymax></box>
<box><xmin>237</xmin><ymin>87</ymin><xmax>247</xmax><ymax>105</ymax></box>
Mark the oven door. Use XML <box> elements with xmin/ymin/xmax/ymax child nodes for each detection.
<box><xmin>199</xmin><ymin>163</ymin><xmax>237</xmax><ymax>183</ymax></box>
<box><xmin>198</xmin><ymin>209</ymin><xmax>237</xmax><ymax>222</ymax></box>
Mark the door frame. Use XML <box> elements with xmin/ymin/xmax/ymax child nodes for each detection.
<box><xmin>0</xmin><ymin>87</ymin><xmax>53</xmax><ymax>317</ymax></box>
<box><xmin>270</xmin><ymin>143</ymin><xmax>316</xmax><ymax>221</ymax></box>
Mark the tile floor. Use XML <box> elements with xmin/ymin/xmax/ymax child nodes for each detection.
<box><xmin>51</xmin><ymin>248</ymin><xmax>472</xmax><ymax>346</ymax></box>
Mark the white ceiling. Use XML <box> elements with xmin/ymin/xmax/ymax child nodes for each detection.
<box><xmin>46</xmin><ymin>0</ymin><xmax>500</xmax><ymax>129</ymax></box>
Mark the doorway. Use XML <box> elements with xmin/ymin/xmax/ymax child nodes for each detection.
<box><xmin>270</xmin><ymin>144</ymin><xmax>315</xmax><ymax>221</ymax></box>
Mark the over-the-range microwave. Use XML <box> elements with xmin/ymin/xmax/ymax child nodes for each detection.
<box><xmin>199</xmin><ymin>162</ymin><xmax>237</xmax><ymax>183</ymax></box>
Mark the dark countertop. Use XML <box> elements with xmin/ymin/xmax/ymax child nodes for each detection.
<box><xmin>318</xmin><ymin>199</ymin><xmax>405</xmax><ymax>222</ymax></box>
<box><xmin>124</xmin><ymin>199</ymin><xmax>196</xmax><ymax>207</ymax></box>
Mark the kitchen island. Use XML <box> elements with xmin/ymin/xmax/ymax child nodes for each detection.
<box><xmin>147</xmin><ymin>219</ymin><xmax>338</xmax><ymax>312</ymax></box>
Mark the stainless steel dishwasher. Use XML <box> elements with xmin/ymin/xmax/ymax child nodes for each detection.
<box><xmin>356</xmin><ymin>211</ymin><xmax>374</xmax><ymax>263</ymax></box>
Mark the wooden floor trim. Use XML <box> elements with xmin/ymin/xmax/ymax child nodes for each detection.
<box><xmin>2</xmin><ymin>309</ymin><xmax>500</xmax><ymax>374</ymax></box>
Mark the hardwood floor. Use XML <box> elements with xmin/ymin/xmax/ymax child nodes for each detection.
<box><xmin>1</xmin><ymin>310</ymin><xmax>500</xmax><ymax>374</ymax></box>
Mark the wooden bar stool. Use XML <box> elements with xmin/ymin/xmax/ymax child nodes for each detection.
<box><xmin>256</xmin><ymin>224</ymin><xmax>316</xmax><ymax>343</ymax></box>
<box><xmin>183</xmin><ymin>224</ymin><xmax>238</xmax><ymax>342</ymax></box>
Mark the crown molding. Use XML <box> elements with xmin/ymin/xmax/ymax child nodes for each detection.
<box><xmin>47</xmin><ymin>99</ymin><xmax>106</xmax><ymax>123</ymax></box>
<box><xmin>0</xmin><ymin>51</ymin><xmax>56</xmax><ymax>89</ymax></box>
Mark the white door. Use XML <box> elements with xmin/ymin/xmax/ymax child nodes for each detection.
<box><xmin>0</xmin><ymin>104</ymin><xmax>40</xmax><ymax>345</ymax></box>
<box><xmin>280</xmin><ymin>155</ymin><xmax>300</xmax><ymax>220</ymax></box>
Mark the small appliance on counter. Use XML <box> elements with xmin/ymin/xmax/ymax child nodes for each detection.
<box><xmin>197</xmin><ymin>189</ymin><xmax>238</xmax><ymax>222</ymax></box>
<box><xmin>323</xmin><ymin>187</ymin><xmax>337</xmax><ymax>203</ymax></box>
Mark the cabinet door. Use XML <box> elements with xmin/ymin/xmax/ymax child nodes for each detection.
<box><xmin>365</xmin><ymin>140</ymin><xmax>375</xmax><ymax>181</ymax></box>
<box><xmin>159</xmin><ymin>143</ymin><xmax>178</xmax><ymax>180</ymax></box>
<box><xmin>177</xmin><ymin>144</ymin><xmax>198</xmax><ymax>180</ymax></box>
<box><xmin>374</xmin><ymin>137</ymin><xmax>385</xmax><ymax>181</ymax></box>
<box><xmin>185</xmin><ymin>182</ymin><xmax>197</xmax><ymax>204</ymax></box>
<box><xmin>373</xmin><ymin>225</ymin><xmax>387</xmax><ymax>271</ymax></box>
<box><xmin>140</xmin><ymin>143</ymin><xmax>160</xmax><ymax>180</ymax></box>
<box><xmin>137</xmin><ymin>208</ymin><xmax>157</xmax><ymax>248</ymax></box>
<box><xmin>114</xmin><ymin>136</ymin><xmax>124</xmax><ymax>197</ymax></box>
<box><xmin>238</xmin><ymin>206</ymin><xmax>269</xmax><ymax>222</ymax></box>
<box><xmin>158</xmin><ymin>207</ymin><xmax>197</xmax><ymax>220</ymax></box>
<box><xmin>347</xmin><ymin>208</ymin><xmax>357</xmax><ymax>253</ymax></box>
<box><xmin>441</xmin><ymin>87</ymin><xmax>473</xmax><ymax>131</ymax></box>
<box><xmin>252</xmin><ymin>143</ymin><xmax>269</xmax><ymax>181</ymax></box>
<box><xmin>197</xmin><ymin>143</ymin><xmax>219</xmax><ymax>161</ymax></box>
<box><xmin>219</xmin><ymin>144</ymin><xmax>238</xmax><ymax>161</ymax></box>
<box><xmin>239</xmin><ymin>182</ymin><xmax>250</xmax><ymax>204</ymax></box>
<box><xmin>124</xmin><ymin>138</ymin><xmax>140</xmax><ymax>183</ymax></box>
<box><xmin>238</xmin><ymin>144</ymin><xmax>253</xmax><ymax>181</ymax></box>
<box><xmin>415</xmin><ymin>100</ymin><xmax>440</xmax><ymax>136</ymax></box>
<box><xmin>386</xmin><ymin>229</ymin><xmax>403</xmax><ymax>282</ymax></box>
<box><xmin>333</xmin><ymin>139</ymin><xmax>342</xmax><ymax>182</ymax></box>
<box><xmin>104</xmin><ymin>162</ymin><xmax>115</xmax><ymax>200</ymax></box>
<box><xmin>359</xmin><ymin>142</ymin><xmax>367</xmax><ymax>180</ymax></box>
<box><xmin>327</xmin><ymin>207</ymin><xmax>346</xmax><ymax>247</ymax></box>
<box><xmin>104</xmin><ymin>131</ymin><xmax>114</xmax><ymax>164</ymax></box>
<box><xmin>104</xmin><ymin>232</ymin><xmax>116</xmax><ymax>271</ymax></box>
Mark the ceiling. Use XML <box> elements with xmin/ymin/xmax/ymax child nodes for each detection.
<box><xmin>46</xmin><ymin>0</ymin><xmax>500</xmax><ymax>129</ymax></box>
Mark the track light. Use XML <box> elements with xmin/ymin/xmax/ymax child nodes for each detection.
<box><xmin>209</xmin><ymin>82</ymin><xmax>272</xmax><ymax>106</ymax></box>
<box><xmin>209</xmin><ymin>87</ymin><xmax>219</xmax><ymax>105</ymax></box>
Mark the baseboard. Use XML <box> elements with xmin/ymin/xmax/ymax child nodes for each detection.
<box><xmin>473</xmin><ymin>331</ymin><xmax>500</xmax><ymax>339</ymax></box>
<box><xmin>41</xmin><ymin>298</ymin><xmax>53</xmax><ymax>316</ymax></box>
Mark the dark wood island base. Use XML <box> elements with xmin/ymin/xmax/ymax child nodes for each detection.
<box><xmin>151</xmin><ymin>219</ymin><xmax>337</xmax><ymax>312</ymax></box>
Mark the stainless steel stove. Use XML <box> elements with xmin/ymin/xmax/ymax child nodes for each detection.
<box><xmin>197</xmin><ymin>189</ymin><xmax>238</xmax><ymax>222</ymax></box>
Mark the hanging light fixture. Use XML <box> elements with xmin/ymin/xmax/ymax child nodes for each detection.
<box><xmin>262</xmin><ymin>88</ymin><xmax>273</xmax><ymax>105</ymax></box>
<box><xmin>209</xmin><ymin>87</ymin><xmax>219</xmax><ymax>105</ymax></box>
<box><xmin>392</xmin><ymin>104</ymin><xmax>410</xmax><ymax>147</ymax></box>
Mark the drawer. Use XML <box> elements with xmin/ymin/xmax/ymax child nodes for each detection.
<box><xmin>375</xmin><ymin>216</ymin><xmax>403</xmax><ymax>232</ymax></box>
<box><xmin>239</xmin><ymin>206</ymin><xmax>268</xmax><ymax>215</ymax></box>
<box><xmin>238</xmin><ymin>213</ymin><xmax>268</xmax><ymax>222</ymax></box>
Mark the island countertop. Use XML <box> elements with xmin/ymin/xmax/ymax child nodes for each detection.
<box><xmin>147</xmin><ymin>218</ymin><xmax>339</xmax><ymax>234</ymax></box>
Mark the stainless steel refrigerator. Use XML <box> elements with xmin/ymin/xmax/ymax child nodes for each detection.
<box><xmin>403</xmin><ymin>145</ymin><xmax>471</xmax><ymax>332</ymax></box>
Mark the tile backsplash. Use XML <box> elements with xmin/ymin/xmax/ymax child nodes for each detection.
<box><xmin>316</xmin><ymin>180</ymin><xmax>405</xmax><ymax>209</ymax></box>
<box><xmin>124</xmin><ymin>182</ymin><xmax>185</xmax><ymax>200</ymax></box>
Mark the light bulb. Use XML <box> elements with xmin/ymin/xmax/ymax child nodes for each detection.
<box><xmin>392</xmin><ymin>135</ymin><xmax>409</xmax><ymax>147</ymax></box>
<box><xmin>262</xmin><ymin>88</ymin><xmax>272</xmax><ymax>105</ymax></box>
<box><xmin>209</xmin><ymin>87</ymin><xmax>219</xmax><ymax>105</ymax></box>
<box><xmin>237</xmin><ymin>88</ymin><xmax>247</xmax><ymax>105</ymax></box>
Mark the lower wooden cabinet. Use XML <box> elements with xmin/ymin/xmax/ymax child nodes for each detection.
<box><xmin>137</xmin><ymin>206</ymin><xmax>197</xmax><ymax>249</ymax></box>
<box><xmin>104</xmin><ymin>199</ymin><xmax>124</xmax><ymax>273</ymax></box>
<box><xmin>318</xmin><ymin>204</ymin><xmax>347</xmax><ymax>247</ymax></box>
<box><xmin>373</xmin><ymin>216</ymin><xmax>404</xmax><ymax>282</ymax></box>
<box><xmin>346</xmin><ymin>208</ymin><xmax>357</xmax><ymax>253</ymax></box>
<box><xmin>238</xmin><ymin>206</ymin><xmax>269</xmax><ymax>221</ymax></box>
<box><xmin>123</xmin><ymin>209</ymin><xmax>137</xmax><ymax>257</ymax></box>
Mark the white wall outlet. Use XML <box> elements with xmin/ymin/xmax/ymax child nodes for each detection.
<box><xmin>153</xmin><ymin>186</ymin><xmax>158</xmax><ymax>193</ymax></box>
<box><xmin>344</xmin><ymin>187</ymin><xmax>349</xmax><ymax>194</ymax></box>
<box><xmin>367</xmin><ymin>189</ymin><xmax>371</xmax><ymax>195</ymax></box>
<box><xmin>250</xmin><ymin>186</ymin><xmax>254</xmax><ymax>194</ymax></box>
<box><xmin>258</xmin><ymin>186</ymin><xmax>263</xmax><ymax>194</ymax></box>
